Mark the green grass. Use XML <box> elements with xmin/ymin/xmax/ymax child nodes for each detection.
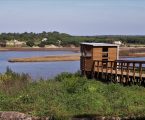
<box><xmin>1</xmin><ymin>70</ymin><xmax>145</xmax><ymax>119</ymax></box>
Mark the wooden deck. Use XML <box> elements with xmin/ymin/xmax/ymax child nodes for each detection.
<box><xmin>85</xmin><ymin>60</ymin><xmax>145</xmax><ymax>84</ymax></box>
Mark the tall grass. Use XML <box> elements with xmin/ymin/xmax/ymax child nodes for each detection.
<box><xmin>1</xmin><ymin>71</ymin><xmax>145</xmax><ymax>119</ymax></box>
<box><xmin>0</xmin><ymin>67</ymin><xmax>31</xmax><ymax>95</ymax></box>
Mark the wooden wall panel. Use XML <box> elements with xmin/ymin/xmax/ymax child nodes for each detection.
<box><xmin>84</xmin><ymin>58</ymin><xmax>93</xmax><ymax>71</ymax></box>
<box><xmin>92</xmin><ymin>47</ymin><xmax>102</xmax><ymax>60</ymax></box>
<box><xmin>108</xmin><ymin>47</ymin><xmax>117</xmax><ymax>61</ymax></box>
<box><xmin>80</xmin><ymin>57</ymin><xmax>93</xmax><ymax>71</ymax></box>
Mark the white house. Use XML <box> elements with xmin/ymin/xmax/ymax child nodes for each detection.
<box><xmin>42</xmin><ymin>38</ymin><xmax>47</xmax><ymax>42</ymax></box>
<box><xmin>113</xmin><ymin>41</ymin><xmax>122</xmax><ymax>46</ymax></box>
<box><xmin>6</xmin><ymin>40</ymin><xmax>26</xmax><ymax>47</ymax></box>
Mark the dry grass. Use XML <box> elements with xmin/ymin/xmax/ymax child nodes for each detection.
<box><xmin>9</xmin><ymin>54</ymin><xmax>80</xmax><ymax>62</ymax></box>
<box><xmin>128</xmin><ymin>53</ymin><xmax>145</xmax><ymax>57</ymax></box>
<box><xmin>0</xmin><ymin>47</ymin><xmax>80</xmax><ymax>52</ymax></box>
<box><xmin>7</xmin><ymin>47</ymin><xmax>145</xmax><ymax>62</ymax></box>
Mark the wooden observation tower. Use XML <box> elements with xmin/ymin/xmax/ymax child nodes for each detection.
<box><xmin>80</xmin><ymin>42</ymin><xmax>145</xmax><ymax>84</ymax></box>
<box><xmin>80</xmin><ymin>43</ymin><xmax>119</xmax><ymax>76</ymax></box>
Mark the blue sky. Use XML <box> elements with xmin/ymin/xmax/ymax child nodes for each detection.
<box><xmin>0</xmin><ymin>0</ymin><xmax>145</xmax><ymax>35</ymax></box>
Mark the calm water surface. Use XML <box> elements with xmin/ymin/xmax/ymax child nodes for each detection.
<box><xmin>121</xmin><ymin>57</ymin><xmax>145</xmax><ymax>61</ymax></box>
<box><xmin>0</xmin><ymin>51</ymin><xmax>80</xmax><ymax>80</ymax></box>
<box><xmin>1</xmin><ymin>51</ymin><xmax>144</xmax><ymax>80</ymax></box>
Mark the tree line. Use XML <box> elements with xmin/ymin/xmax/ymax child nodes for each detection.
<box><xmin>0</xmin><ymin>31</ymin><xmax>145</xmax><ymax>47</ymax></box>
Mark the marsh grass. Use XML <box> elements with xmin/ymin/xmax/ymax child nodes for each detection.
<box><xmin>1</xmin><ymin>71</ymin><xmax>145</xmax><ymax>119</ymax></box>
<box><xmin>0</xmin><ymin>67</ymin><xmax>31</xmax><ymax>95</ymax></box>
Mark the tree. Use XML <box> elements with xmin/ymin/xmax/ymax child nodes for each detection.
<box><xmin>26</xmin><ymin>41</ymin><xmax>34</xmax><ymax>47</ymax></box>
<box><xmin>38</xmin><ymin>42</ymin><xmax>45</xmax><ymax>47</ymax></box>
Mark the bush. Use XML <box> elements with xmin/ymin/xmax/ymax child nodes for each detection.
<box><xmin>38</xmin><ymin>42</ymin><xmax>45</xmax><ymax>47</ymax></box>
<box><xmin>0</xmin><ymin>67</ymin><xmax>31</xmax><ymax>95</ymax></box>
<box><xmin>26</xmin><ymin>40</ymin><xmax>34</xmax><ymax>47</ymax></box>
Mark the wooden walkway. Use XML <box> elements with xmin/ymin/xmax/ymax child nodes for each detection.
<box><xmin>90</xmin><ymin>60</ymin><xmax>145</xmax><ymax>84</ymax></box>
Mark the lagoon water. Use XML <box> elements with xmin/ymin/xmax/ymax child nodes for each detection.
<box><xmin>0</xmin><ymin>51</ymin><xmax>145</xmax><ymax>80</ymax></box>
<box><xmin>121</xmin><ymin>57</ymin><xmax>145</xmax><ymax>61</ymax></box>
<box><xmin>0</xmin><ymin>51</ymin><xmax>80</xmax><ymax>80</ymax></box>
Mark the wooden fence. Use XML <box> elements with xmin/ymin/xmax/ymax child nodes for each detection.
<box><xmin>91</xmin><ymin>60</ymin><xmax>145</xmax><ymax>84</ymax></box>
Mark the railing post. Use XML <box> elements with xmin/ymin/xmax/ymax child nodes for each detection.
<box><xmin>133</xmin><ymin>62</ymin><xmax>136</xmax><ymax>83</ymax></box>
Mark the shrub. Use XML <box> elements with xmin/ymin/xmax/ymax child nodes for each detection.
<box><xmin>26</xmin><ymin>40</ymin><xmax>34</xmax><ymax>47</ymax></box>
<box><xmin>0</xmin><ymin>67</ymin><xmax>31</xmax><ymax>95</ymax></box>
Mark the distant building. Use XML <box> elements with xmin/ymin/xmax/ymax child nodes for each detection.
<box><xmin>0</xmin><ymin>41</ymin><xmax>6</xmax><ymax>47</ymax></box>
<box><xmin>113</xmin><ymin>41</ymin><xmax>122</xmax><ymax>46</ymax></box>
<box><xmin>6</xmin><ymin>40</ymin><xmax>26</xmax><ymax>47</ymax></box>
<box><xmin>57</xmin><ymin>40</ymin><xmax>62</xmax><ymax>46</ymax></box>
<box><xmin>42</xmin><ymin>38</ymin><xmax>47</xmax><ymax>42</ymax></box>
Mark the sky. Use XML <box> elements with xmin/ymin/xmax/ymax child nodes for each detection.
<box><xmin>0</xmin><ymin>0</ymin><xmax>145</xmax><ymax>35</ymax></box>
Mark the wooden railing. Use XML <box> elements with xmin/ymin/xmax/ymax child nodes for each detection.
<box><xmin>92</xmin><ymin>60</ymin><xmax>145</xmax><ymax>84</ymax></box>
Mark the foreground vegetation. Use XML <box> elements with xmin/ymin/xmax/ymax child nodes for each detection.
<box><xmin>1</xmin><ymin>70</ymin><xmax>145</xmax><ymax>119</ymax></box>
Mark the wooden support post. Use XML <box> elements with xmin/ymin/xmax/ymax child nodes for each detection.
<box><xmin>121</xmin><ymin>62</ymin><xmax>123</xmax><ymax>83</ymax></box>
<box><xmin>101</xmin><ymin>61</ymin><xmax>103</xmax><ymax>79</ymax></box>
<box><xmin>105</xmin><ymin>61</ymin><xmax>108</xmax><ymax>81</ymax></box>
<box><xmin>133</xmin><ymin>63</ymin><xmax>135</xmax><ymax>83</ymax></box>
<box><xmin>91</xmin><ymin>61</ymin><xmax>95</xmax><ymax>78</ymax></box>
<box><xmin>96</xmin><ymin>61</ymin><xmax>99</xmax><ymax>78</ymax></box>
<box><xmin>115</xmin><ymin>61</ymin><xmax>118</xmax><ymax>82</ymax></box>
<box><xmin>126</xmin><ymin>62</ymin><xmax>130</xmax><ymax>83</ymax></box>
<box><xmin>139</xmin><ymin>63</ymin><xmax>143</xmax><ymax>82</ymax></box>
<box><xmin>110</xmin><ymin>61</ymin><xmax>113</xmax><ymax>81</ymax></box>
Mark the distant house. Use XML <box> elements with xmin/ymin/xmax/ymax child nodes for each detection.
<box><xmin>6</xmin><ymin>40</ymin><xmax>26</xmax><ymax>47</ymax></box>
<box><xmin>113</xmin><ymin>41</ymin><xmax>122</xmax><ymax>46</ymax></box>
<box><xmin>6</xmin><ymin>41</ymin><xmax>14</xmax><ymax>46</ymax></box>
<box><xmin>0</xmin><ymin>41</ymin><xmax>6</xmax><ymax>47</ymax></box>
<box><xmin>42</xmin><ymin>38</ymin><xmax>47</xmax><ymax>42</ymax></box>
